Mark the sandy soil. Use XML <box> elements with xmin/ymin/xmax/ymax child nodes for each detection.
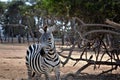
<box><xmin>0</xmin><ymin>43</ymin><xmax>120</xmax><ymax>80</ymax></box>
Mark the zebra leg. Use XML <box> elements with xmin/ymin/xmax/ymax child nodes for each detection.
<box><xmin>54</xmin><ymin>67</ymin><xmax>61</xmax><ymax>80</ymax></box>
<box><xmin>33</xmin><ymin>73</ymin><xmax>42</xmax><ymax>80</ymax></box>
<box><xmin>45</xmin><ymin>72</ymin><xmax>51</xmax><ymax>80</ymax></box>
<box><xmin>26</xmin><ymin>64</ymin><xmax>32</xmax><ymax>80</ymax></box>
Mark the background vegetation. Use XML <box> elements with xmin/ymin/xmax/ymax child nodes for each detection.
<box><xmin>0</xmin><ymin>0</ymin><xmax>120</xmax><ymax>38</ymax></box>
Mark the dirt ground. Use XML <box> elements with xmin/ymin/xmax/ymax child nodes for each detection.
<box><xmin>0</xmin><ymin>43</ymin><xmax>120</xmax><ymax>80</ymax></box>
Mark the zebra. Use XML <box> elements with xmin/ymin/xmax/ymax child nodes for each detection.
<box><xmin>25</xmin><ymin>25</ymin><xmax>61</xmax><ymax>80</ymax></box>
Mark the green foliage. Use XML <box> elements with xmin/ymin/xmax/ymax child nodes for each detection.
<box><xmin>1</xmin><ymin>0</ymin><xmax>120</xmax><ymax>24</ymax></box>
<box><xmin>0</xmin><ymin>2</ymin><xmax>6</xmax><ymax>14</ymax></box>
<box><xmin>0</xmin><ymin>2</ymin><xmax>8</xmax><ymax>24</ymax></box>
<box><xmin>4</xmin><ymin>1</ymin><xmax>24</xmax><ymax>24</ymax></box>
<box><xmin>1</xmin><ymin>0</ymin><xmax>120</xmax><ymax>37</ymax></box>
<box><xmin>38</xmin><ymin>0</ymin><xmax>120</xmax><ymax>23</ymax></box>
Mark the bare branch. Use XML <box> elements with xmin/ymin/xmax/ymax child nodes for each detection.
<box><xmin>105</xmin><ymin>19</ymin><xmax>120</xmax><ymax>29</ymax></box>
<box><xmin>82</xmin><ymin>24</ymin><xmax>117</xmax><ymax>29</ymax></box>
<box><xmin>83</xmin><ymin>30</ymin><xmax>120</xmax><ymax>37</ymax></box>
<box><xmin>73</xmin><ymin>17</ymin><xmax>85</xmax><ymax>25</ymax></box>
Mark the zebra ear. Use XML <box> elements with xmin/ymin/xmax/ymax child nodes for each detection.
<box><xmin>39</xmin><ymin>25</ymin><xmax>56</xmax><ymax>33</ymax></box>
<box><xmin>39</xmin><ymin>25</ymin><xmax>48</xmax><ymax>33</ymax></box>
<box><xmin>39</xmin><ymin>28</ymin><xmax>45</xmax><ymax>34</ymax></box>
<box><xmin>43</xmin><ymin>25</ymin><xmax>48</xmax><ymax>32</ymax></box>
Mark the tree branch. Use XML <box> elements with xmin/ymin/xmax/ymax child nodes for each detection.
<box><xmin>105</xmin><ymin>19</ymin><xmax>120</xmax><ymax>29</ymax></box>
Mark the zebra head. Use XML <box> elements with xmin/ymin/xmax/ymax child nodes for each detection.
<box><xmin>39</xmin><ymin>25</ymin><xmax>55</xmax><ymax>52</ymax></box>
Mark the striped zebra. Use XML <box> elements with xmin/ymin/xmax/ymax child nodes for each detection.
<box><xmin>26</xmin><ymin>25</ymin><xmax>61</xmax><ymax>80</ymax></box>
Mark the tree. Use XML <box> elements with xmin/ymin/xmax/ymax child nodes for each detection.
<box><xmin>1</xmin><ymin>0</ymin><xmax>120</xmax><ymax>41</ymax></box>
<box><xmin>0</xmin><ymin>2</ymin><xmax>7</xmax><ymax>24</ymax></box>
<box><xmin>37</xmin><ymin>0</ymin><xmax>120</xmax><ymax>23</ymax></box>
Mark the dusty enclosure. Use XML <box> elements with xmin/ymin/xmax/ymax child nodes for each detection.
<box><xmin>0</xmin><ymin>43</ymin><xmax>120</xmax><ymax>80</ymax></box>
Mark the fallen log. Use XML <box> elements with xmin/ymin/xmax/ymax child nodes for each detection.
<box><xmin>105</xmin><ymin>19</ymin><xmax>120</xmax><ymax>29</ymax></box>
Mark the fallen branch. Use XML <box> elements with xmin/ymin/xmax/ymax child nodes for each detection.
<box><xmin>105</xmin><ymin>19</ymin><xmax>120</xmax><ymax>29</ymax></box>
<box><xmin>83</xmin><ymin>30</ymin><xmax>120</xmax><ymax>37</ymax></box>
<box><xmin>59</xmin><ymin>42</ymin><xmax>77</xmax><ymax>67</ymax></box>
<box><xmin>82</xmin><ymin>24</ymin><xmax>116</xmax><ymax>29</ymax></box>
<box><xmin>73</xmin><ymin>17</ymin><xmax>85</xmax><ymax>25</ymax></box>
<box><xmin>75</xmin><ymin>63</ymin><xmax>91</xmax><ymax>74</ymax></box>
<box><xmin>98</xmin><ymin>66</ymin><xmax>118</xmax><ymax>76</ymax></box>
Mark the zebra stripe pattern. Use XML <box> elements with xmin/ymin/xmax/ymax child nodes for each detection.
<box><xmin>26</xmin><ymin>26</ymin><xmax>61</xmax><ymax>80</ymax></box>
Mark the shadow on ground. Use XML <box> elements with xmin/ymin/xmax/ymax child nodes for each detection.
<box><xmin>19</xmin><ymin>73</ymin><xmax>120</xmax><ymax>80</ymax></box>
<box><xmin>63</xmin><ymin>73</ymin><xmax>120</xmax><ymax>80</ymax></box>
